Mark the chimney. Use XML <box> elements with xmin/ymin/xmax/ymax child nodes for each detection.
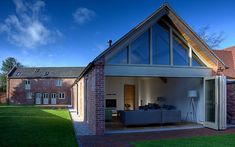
<box><xmin>107</xmin><ymin>40</ymin><xmax>112</xmax><ymax>47</ymax></box>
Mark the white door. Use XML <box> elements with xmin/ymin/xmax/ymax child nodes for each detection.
<box><xmin>218</xmin><ymin>76</ymin><xmax>227</xmax><ymax>130</ymax></box>
<box><xmin>50</xmin><ymin>93</ymin><xmax>57</xmax><ymax>105</ymax></box>
<box><xmin>51</xmin><ymin>98</ymin><xmax>57</xmax><ymax>105</ymax></box>
<box><xmin>204</xmin><ymin>76</ymin><xmax>226</xmax><ymax>130</ymax></box>
<box><xmin>43</xmin><ymin>93</ymin><xmax>49</xmax><ymax>105</ymax></box>
<box><xmin>35</xmin><ymin>93</ymin><xmax>41</xmax><ymax>104</ymax></box>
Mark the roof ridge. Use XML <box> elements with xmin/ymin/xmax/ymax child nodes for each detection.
<box><xmin>213</xmin><ymin>50</ymin><xmax>232</xmax><ymax>52</ymax></box>
<box><xmin>17</xmin><ymin>66</ymin><xmax>86</xmax><ymax>69</ymax></box>
<box><xmin>223</xmin><ymin>45</ymin><xmax>235</xmax><ymax>50</ymax></box>
<box><xmin>8</xmin><ymin>66</ymin><xmax>85</xmax><ymax>78</ymax></box>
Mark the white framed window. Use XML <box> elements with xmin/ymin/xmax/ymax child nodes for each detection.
<box><xmin>51</xmin><ymin>93</ymin><xmax>57</xmax><ymax>98</ymax></box>
<box><xmin>55</xmin><ymin>80</ymin><xmax>62</xmax><ymax>87</ymax></box>
<box><xmin>35</xmin><ymin>93</ymin><xmax>41</xmax><ymax>98</ymax></box>
<box><xmin>25</xmin><ymin>80</ymin><xmax>30</xmax><ymax>85</ymax></box>
<box><xmin>25</xmin><ymin>80</ymin><xmax>31</xmax><ymax>90</ymax></box>
<box><xmin>26</xmin><ymin>92</ymin><xmax>32</xmax><ymax>99</ymax></box>
<box><xmin>42</xmin><ymin>93</ymin><xmax>49</xmax><ymax>98</ymax></box>
<box><xmin>58</xmin><ymin>92</ymin><xmax>65</xmax><ymax>99</ymax></box>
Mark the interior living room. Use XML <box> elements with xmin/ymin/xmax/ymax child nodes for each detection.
<box><xmin>105</xmin><ymin>76</ymin><xmax>205</xmax><ymax>133</ymax></box>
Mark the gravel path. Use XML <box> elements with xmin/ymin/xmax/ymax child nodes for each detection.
<box><xmin>69</xmin><ymin>108</ymin><xmax>93</xmax><ymax>147</ymax></box>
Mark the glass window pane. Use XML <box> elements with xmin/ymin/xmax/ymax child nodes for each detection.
<box><xmin>205</xmin><ymin>79</ymin><xmax>216</xmax><ymax>123</ymax></box>
<box><xmin>131</xmin><ymin>31</ymin><xmax>150</xmax><ymax>64</ymax></box>
<box><xmin>152</xmin><ymin>22</ymin><xmax>170</xmax><ymax>65</ymax></box>
<box><xmin>192</xmin><ymin>52</ymin><xmax>204</xmax><ymax>66</ymax></box>
<box><xmin>173</xmin><ymin>34</ymin><xmax>189</xmax><ymax>66</ymax></box>
<box><xmin>107</xmin><ymin>47</ymin><xmax>128</xmax><ymax>64</ymax></box>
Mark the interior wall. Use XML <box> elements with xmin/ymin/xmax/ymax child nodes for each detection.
<box><xmin>164</xmin><ymin>78</ymin><xmax>204</xmax><ymax>123</ymax></box>
<box><xmin>138</xmin><ymin>78</ymin><xmax>167</xmax><ymax>105</ymax></box>
<box><xmin>105</xmin><ymin>77</ymin><xmax>137</xmax><ymax>110</ymax></box>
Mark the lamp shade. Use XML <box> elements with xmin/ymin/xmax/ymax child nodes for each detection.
<box><xmin>188</xmin><ymin>90</ymin><xmax>197</xmax><ymax>98</ymax></box>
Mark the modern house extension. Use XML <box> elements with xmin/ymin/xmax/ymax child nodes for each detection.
<box><xmin>71</xmin><ymin>4</ymin><xmax>228</xmax><ymax>135</ymax></box>
<box><xmin>7</xmin><ymin>67</ymin><xmax>84</xmax><ymax>105</ymax></box>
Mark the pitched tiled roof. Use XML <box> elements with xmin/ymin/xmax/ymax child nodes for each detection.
<box><xmin>223</xmin><ymin>46</ymin><xmax>235</xmax><ymax>51</ymax></box>
<box><xmin>8</xmin><ymin>67</ymin><xmax>85</xmax><ymax>78</ymax></box>
<box><xmin>213</xmin><ymin>47</ymin><xmax>235</xmax><ymax>78</ymax></box>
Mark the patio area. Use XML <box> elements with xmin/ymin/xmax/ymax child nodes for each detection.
<box><xmin>79</xmin><ymin>127</ymin><xmax>235</xmax><ymax>147</ymax></box>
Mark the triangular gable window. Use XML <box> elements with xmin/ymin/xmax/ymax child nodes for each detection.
<box><xmin>152</xmin><ymin>21</ymin><xmax>170</xmax><ymax>65</ymax></box>
<box><xmin>106</xmin><ymin>17</ymin><xmax>207</xmax><ymax>67</ymax></box>
<box><xmin>107</xmin><ymin>46</ymin><xmax>128</xmax><ymax>64</ymax></box>
<box><xmin>192</xmin><ymin>51</ymin><xmax>205</xmax><ymax>66</ymax></box>
<box><xmin>130</xmin><ymin>31</ymin><xmax>150</xmax><ymax>64</ymax></box>
<box><xmin>173</xmin><ymin>33</ymin><xmax>189</xmax><ymax>66</ymax></box>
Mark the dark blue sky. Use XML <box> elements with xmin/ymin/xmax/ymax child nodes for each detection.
<box><xmin>0</xmin><ymin>0</ymin><xmax>234</xmax><ymax>67</ymax></box>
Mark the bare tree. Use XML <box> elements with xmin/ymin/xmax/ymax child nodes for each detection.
<box><xmin>197</xmin><ymin>25</ymin><xmax>225</xmax><ymax>49</ymax></box>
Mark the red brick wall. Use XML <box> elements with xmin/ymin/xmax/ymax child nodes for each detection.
<box><xmin>0</xmin><ymin>92</ymin><xmax>6</xmax><ymax>103</ymax></box>
<box><xmin>8</xmin><ymin>78</ymin><xmax>76</xmax><ymax>105</ymax></box>
<box><xmin>94</xmin><ymin>59</ymin><xmax>105</xmax><ymax>135</ymax></box>
<box><xmin>83</xmin><ymin>58</ymin><xmax>105</xmax><ymax>135</ymax></box>
<box><xmin>227</xmin><ymin>83</ymin><xmax>235</xmax><ymax>124</ymax></box>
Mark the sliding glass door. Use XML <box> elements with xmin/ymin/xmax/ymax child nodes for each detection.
<box><xmin>204</xmin><ymin>77</ymin><xmax>218</xmax><ymax>129</ymax></box>
<box><xmin>204</xmin><ymin>76</ymin><xmax>226</xmax><ymax>130</ymax></box>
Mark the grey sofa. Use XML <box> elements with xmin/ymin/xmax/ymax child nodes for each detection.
<box><xmin>119</xmin><ymin>109</ymin><xmax>181</xmax><ymax>126</ymax></box>
<box><xmin>120</xmin><ymin>110</ymin><xmax>162</xmax><ymax>125</ymax></box>
<box><xmin>162</xmin><ymin>110</ymin><xmax>181</xmax><ymax>123</ymax></box>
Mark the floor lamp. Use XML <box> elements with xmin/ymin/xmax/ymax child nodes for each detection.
<box><xmin>186</xmin><ymin>90</ymin><xmax>198</xmax><ymax>122</ymax></box>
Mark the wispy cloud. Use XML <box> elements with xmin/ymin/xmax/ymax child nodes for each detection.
<box><xmin>73</xmin><ymin>7</ymin><xmax>95</xmax><ymax>25</ymax></box>
<box><xmin>0</xmin><ymin>0</ymin><xmax>62</xmax><ymax>49</ymax></box>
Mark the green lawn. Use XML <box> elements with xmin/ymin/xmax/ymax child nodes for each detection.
<box><xmin>0</xmin><ymin>105</ymin><xmax>77</xmax><ymax>147</ymax></box>
<box><xmin>132</xmin><ymin>134</ymin><xmax>235</xmax><ymax>147</ymax></box>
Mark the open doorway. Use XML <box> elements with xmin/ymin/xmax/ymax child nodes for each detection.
<box><xmin>124</xmin><ymin>85</ymin><xmax>135</xmax><ymax>110</ymax></box>
<box><xmin>105</xmin><ymin>76</ymin><xmax>205</xmax><ymax>133</ymax></box>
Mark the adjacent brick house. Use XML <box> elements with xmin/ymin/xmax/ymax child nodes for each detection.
<box><xmin>7</xmin><ymin>67</ymin><xmax>84</xmax><ymax>105</ymax></box>
<box><xmin>214</xmin><ymin>46</ymin><xmax>235</xmax><ymax>124</ymax></box>
<box><xmin>213</xmin><ymin>47</ymin><xmax>235</xmax><ymax>79</ymax></box>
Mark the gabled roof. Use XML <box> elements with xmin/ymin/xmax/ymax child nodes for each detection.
<box><xmin>213</xmin><ymin>46</ymin><xmax>235</xmax><ymax>78</ymax></box>
<box><xmin>213</xmin><ymin>50</ymin><xmax>235</xmax><ymax>78</ymax></box>
<box><xmin>8</xmin><ymin>67</ymin><xmax>85</xmax><ymax>79</ymax></box>
<box><xmin>224</xmin><ymin>46</ymin><xmax>235</xmax><ymax>51</ymax></box>
<box><xmin>92</xmin><ymin>3</ymin><xmax>169</xmax><ymax>62</ymax></box>
<box><xmin>93</xmin><ymin>3</ymin><xmax>227</xmax><ymax>69</ymax></box>
<box><xmin>73</xmin><ymin>3</ymin><xmax>227</xmax><ymax>85</ymax></box>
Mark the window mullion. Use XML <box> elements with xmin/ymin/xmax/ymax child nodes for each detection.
<box><xmin>170</xmin><ymin>27</ymin><xmax>173</xmax><ymax>66</ymax></box>
<box><xmin>128</xmin><ymin>44</ymin><xmax>131</xmax><ymax>64</ymax></box>
<box><xmin>149</xmin><ymin>28</ymin><xmax>153</xmax><ymax>65</ymax></box>
<box><xmin>189</xmin><ymin>46</ymin><xmax>192</xmax><ymax>66</ymax></box>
